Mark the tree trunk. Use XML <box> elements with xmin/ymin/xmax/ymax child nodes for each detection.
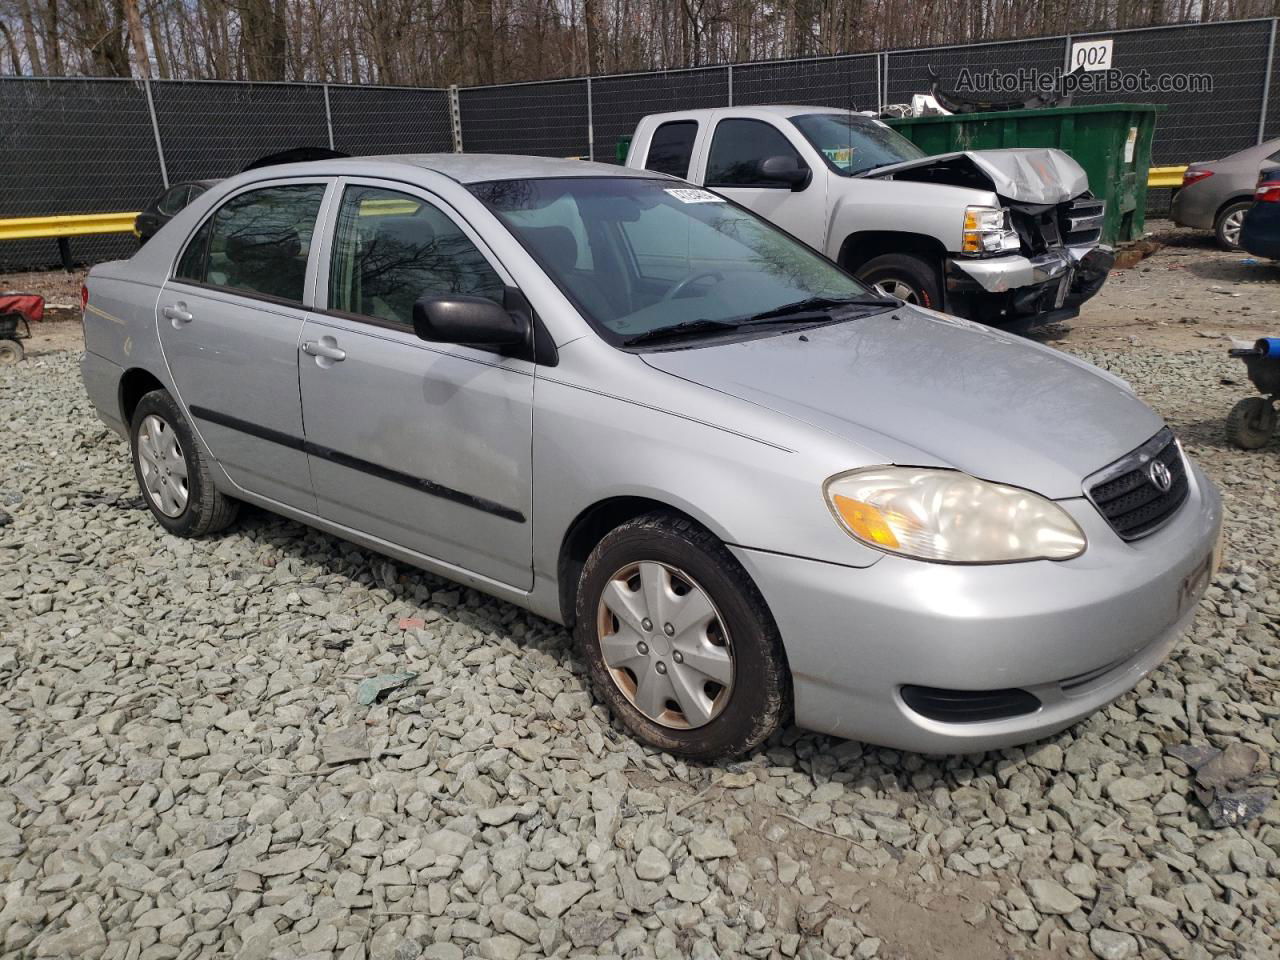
<box><xmin>15</xmin><ymin>0</ymin><xmax>44</xmax><ymax>73</ymax></box>
<box><xmin>42</xmin><ymin>0</ymin><xmax>63</xmax><ymax>74</ymax></box>
<box><xmin>0</xmin><ymin>21</ymin><xmax>25</xmax><ymax>73</ymax></box>
<box><xmin>122</xmin><ymin>0</ymin><xmax>149</xmax><ymax>76</ymax></box>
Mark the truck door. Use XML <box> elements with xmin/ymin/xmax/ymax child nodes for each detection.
<box><xmin>696</xmin><ymin>117</ymin><xmax>827</xmax><ymax>251</ymax></box>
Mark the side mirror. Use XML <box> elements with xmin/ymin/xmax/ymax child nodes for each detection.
<box><xmin>759</xmin><ymin>155</ymin><xmax>810</xmax><ymax>191</ymax></box>
<box><xmin>412</xmin><ymin>289</ymin><xmax>530</xmax><ymax>347</ymax></box>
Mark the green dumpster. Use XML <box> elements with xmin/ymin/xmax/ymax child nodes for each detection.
<box><xmin>886</xmin><ymin>103</ymin><xmax>1163</xmax><ymax>246</ymax></box>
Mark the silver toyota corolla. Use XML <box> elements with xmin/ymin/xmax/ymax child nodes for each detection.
<box><xmin>81</xmin><ymin>155</ymin><xmax>1223</xmax><ymax>760</ymax></box>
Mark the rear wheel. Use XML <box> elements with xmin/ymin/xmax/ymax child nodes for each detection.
<box><xmin>1215</xmin><ymin>201</ymin><xmax>1251</xmax><ymax>251</ymax></box>
<box><xmin>855</xmin><ymin>253</ymin><xmax>942</xmax><ymax>309</ymax></box>
<box><xmin>130</xmin><ymin>389</ymin><xmax>239</xmax><ymax>536</ymax></box>
<box><xmin>574</xmin><ymin>512</ymin><xmax>789</xmax><ymax>761</ymax></box>
<box><xmin>0</xmin><ymin>339</ymin><xmax>23</xmax><ymax>364</ymax></box>
<box><xmin>1225</xmin><ymin>397</ymin><xmax>1276</xmax><ymax>450</ymax></box>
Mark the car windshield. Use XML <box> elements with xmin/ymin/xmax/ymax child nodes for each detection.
<box><xmin>790</xmin><ymin>112</ymin><xmax>926</xmax><ymax>176</ymax></box>
<box><xmin>469</xmin><ymin>176</ymin><xmax>874</xmax><ymax>344</ymax></box>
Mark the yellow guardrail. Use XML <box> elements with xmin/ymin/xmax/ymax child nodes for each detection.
<box><xmin>0</xmin><ymin>211</ymin><xmax>140</xmax><ymax>241</ymax></box>
<box><xmin>1148</xmin><ymin>165</ymin><xmax>1187</xmax><ymax>189</ymax></box>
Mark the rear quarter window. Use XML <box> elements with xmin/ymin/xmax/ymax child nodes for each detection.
<box><xmin>645</xmin><ymin>121</ymin><xmax>698</xmax><ymax>180</ymax></box>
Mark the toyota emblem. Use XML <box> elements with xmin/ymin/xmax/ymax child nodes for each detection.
<box><xmin>1148</xmin><ymin>459</ymin><xmax>1173</xmax><ymax>492</ymax></box>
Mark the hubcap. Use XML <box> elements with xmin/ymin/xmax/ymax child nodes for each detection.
<box><xmin>137</xmin><ymin>414</ymin><xmax>189</xmax><ymax>517</ymax></box>
<box><xmin>878</xmin><ymin>278</ymin><xmax>920</xmax><ymax>304</ymax></box>
<box><xmin>1222</xmin><ymin>210</ymin><xmax>1244</xmax><ymax>248</ymax></box>
<box><xmin>596</xmin><ymin>561</ymin><xmax>734</xmax><ymax>730</ymax></box>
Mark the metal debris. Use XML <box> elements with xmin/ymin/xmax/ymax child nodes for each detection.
<box><xmin>1169</xmin><ymin>742</ymin><xmax>1273</xmax><ymax>827</ymax></box>
<box><xmin>355</xmin><ymin>672</ymin><xmax>417</xmax><ymax>706</ymax></box>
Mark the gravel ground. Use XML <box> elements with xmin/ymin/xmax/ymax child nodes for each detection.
<box><xmin>2</xmin><ymin>240</ymin><xmax>1279</xmax><ymax>960</ymax></box>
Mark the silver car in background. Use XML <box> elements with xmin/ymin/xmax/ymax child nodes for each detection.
<box><xmin>1172</xmin><ymin>138</ymin><xmax>1280</xmax><ymax>249</ymax></box>
<box><xmin>81</xmin><ymin>155</ymin><xmax>1222</xmax><ymax>759</ymax></box>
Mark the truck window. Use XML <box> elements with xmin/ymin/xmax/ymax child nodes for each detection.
<box><xmin>706</xmin><ymin>119</ymin><xmax>806</xmax><ymax>188</ymax></box>
<box><xmin>645</xmin><ymin>121</ymin><xmax>698</xmax><ymax>179</ymax></box>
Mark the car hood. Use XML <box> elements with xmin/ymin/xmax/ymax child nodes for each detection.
<box><xmin>863</xmin><ymin>147</ymin><xmax>1088</xmax><ymax>204</ymax></box>
<box><xmin>639</xmin><ymin>308</ymin><xmax>1164</xmax><ymax>499</ymax></box>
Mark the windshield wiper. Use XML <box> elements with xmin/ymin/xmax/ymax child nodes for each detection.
<box><xmin>622</xmin><ymin>318</ymin><xmax>741</xmax><ymax>346</ymax></box>
<box><xmin>743</xmin><ymin>295</ymin><xmax>898</xmax><ymax>324</ymax></box>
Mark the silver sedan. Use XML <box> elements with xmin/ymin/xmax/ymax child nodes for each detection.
<box><xmin>81</xmin><ymin>155</ymin><xmax>1222</xmax><ymax>759</ymax></box>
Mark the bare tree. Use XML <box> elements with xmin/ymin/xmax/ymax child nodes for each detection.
<box><xmin>2</xmin><ymin>0</ymin><xmax>1276</xmax><ymax>82</ymax></box>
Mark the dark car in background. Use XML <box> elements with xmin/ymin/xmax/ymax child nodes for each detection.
<box><xmin>1172</xmin><ymin>139</ymin><xmax>1280</xmax><ymax>250</ymax></box>
<box><xmin>1241</xmin><ymin>167</ymin><xmax>1280</xmax><ymax>261</ymax></box>
<box><xmin>134</xmin><ymin>180</ymin><xmax>218</xmax><ymax>244</ymax></box>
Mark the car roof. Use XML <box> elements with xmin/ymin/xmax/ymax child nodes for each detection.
<box><xmin>232</xmin><ymin>153</ymin><xmax>670</xmax><ymax>185</ymax></box>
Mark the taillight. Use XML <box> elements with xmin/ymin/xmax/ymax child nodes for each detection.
<box><xmin>1182</xmin><ymin>169</ymin><xmax>1213</xmax><ymax>187</ymax></box>
<box><xmin>80</xmin><ymin>284</ymin><xmax>89</xmax><ymax>310</ymax></box>
<box><xmin>1256</xmin><ymin>181</ymin><xmax>1280</xmax><ymax>203</ymax></box>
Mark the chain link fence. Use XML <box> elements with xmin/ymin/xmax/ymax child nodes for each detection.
<box><xmin>2</xmin><ymin>18</ymin><xmax>1277</xmax><ymax>271</ymax></box>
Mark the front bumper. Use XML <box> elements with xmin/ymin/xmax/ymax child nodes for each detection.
<box><xmin>947</xmin><ymin>244</ymin><xmax>1113</xmax><ymax>322</ymax></box>
<box><xmin>731</xmin><ymin>458</ymin><xmax>1222</xmax><ymax>754</ymax></box>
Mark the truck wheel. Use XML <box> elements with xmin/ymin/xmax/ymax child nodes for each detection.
<box><xmin>1214</xmin><ymin>201</ymin><xmax>1251</xmax><ymax>251</ymax></box>
<box><xmin>0</xmin><ymin>339</ymin><xmax>23</xmax><ymax>365</ymax></box>
<box><xmin>574</xmin><ymin>511</ymin><xmax>790</xmax><ymax>761</ymax></box>
<box><xmin>1225</xmin><ymin>397</ymin><xmax>1276</xmax><ymax>450</ymax></box>
<box><xmin>856</xmin><ymin>254</ymin><xmax>942</xmax><ymax>309</ymax></box>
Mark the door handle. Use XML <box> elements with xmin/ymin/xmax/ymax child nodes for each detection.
<box><xmin>302</xmin><ymin>339</ymin><xmax>346</xmax><ymax>362</ymax></box>
<box><xmin>162</xmin><ymin>303</ymin><xmax>193</xmax><ymax>324</ymax></box>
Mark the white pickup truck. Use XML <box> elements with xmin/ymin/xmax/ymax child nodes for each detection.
<box><xmin>624</xmin><ymin>105</ymin><xmax>1113</xmax><ymax>326</ymax></box>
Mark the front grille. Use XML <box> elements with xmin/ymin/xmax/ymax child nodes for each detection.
<box><xmin>1059</xmin><ymin>194</ymin><xmax>1104</xmax><ymax>246</ymax></box>
<box><xmin>1086</xmin><ymin>428</ymin><xmax>1189</xmax><ymax>540</ymax></box>
<box><xmin>900</xmin><ymin>685</ymin><xmax>1041</xmax><ymax>724</ymax></box>
<box><xmin>1009</xmin><ymin>205</ymin><xmax>1061</xmax><ymax>257</ymax></box>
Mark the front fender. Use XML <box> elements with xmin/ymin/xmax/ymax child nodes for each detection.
<box><xmin>825</xmin><ymin>181</ymin><xmax>996</xmax><ymax>258</ymax></box>
<box><xmin>529</xmin><ymin>346</ymin><xmax>888</xmax><ymax>608</ymax></box>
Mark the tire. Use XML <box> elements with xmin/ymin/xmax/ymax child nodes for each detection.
<box><xmin>0</xmin><ymin>339</ymin><xmax>23</xmax><ymax>364</ymax></box>
<box><xmin>1214</xmin><ymin>201</ymin><xmax>1251</xmax><ymax>251</ymax></box>
<box><xmin>573</xmin><ymin>511</ymin><xmax>790</xmax><ymax>761</ymax></box>
<box><xmin>130</xmin><ymin>389</ymin><xmax>239</xmax><ymax>536</ymax></box>
<box><xmin>855</xmin><ymin>253</ymin><xmax>943</xmax><ymax>309</ymax></box>
<box><xmin>1225</xmin><ymin>397</ymin><xmax>1277</xmax><ymax>450</ymax></box>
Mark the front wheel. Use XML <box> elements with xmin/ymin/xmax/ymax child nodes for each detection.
<box><xmin>1225</xmin><ymin>397</ymin><xmax>1277</xmax><ymax>450</ymax></box>
<box><xmin>855</xmin><ymin>253</ymin><xmax>943</xmax><ymax>309</ymax></box>
<box><xmin>0</xmin><ymin>339</ymin><xmax>23</xmax><ymax>365</ymax></box>
<box><xmin>574</xmin><ymin>512</ymin><xmax>790</xmax><ymax>761</ymax></box>
<box><xmin>130</xmin><ymin>389</ymin><xmax>239</xmax><ymax>536</ymax></box>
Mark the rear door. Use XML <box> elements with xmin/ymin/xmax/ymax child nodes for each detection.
<box><xmin>157</xmin><ymin>179</ymin><xmax>332</xmax><ymax>513</ymax></box>
<box><xmin>298</xmin><ymin>179</ymin><xmax>535</xmax><ymax>589</ymax></box>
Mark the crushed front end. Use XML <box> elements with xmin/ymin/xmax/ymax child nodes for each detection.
<box><xmin>946</xmin><ymin>193</ymin><xmax>1113</xmax><ymax>325</ymax></box>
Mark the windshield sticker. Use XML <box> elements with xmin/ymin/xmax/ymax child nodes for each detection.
<box><xmin>665</xmin><ymin>188</ymin><xmax>725</xmax><ymax>204</ymax></box>
<box><xmin>823</xmin><ymin>147</ymin><xmax>854</xmax><ymax>169</ymax></box>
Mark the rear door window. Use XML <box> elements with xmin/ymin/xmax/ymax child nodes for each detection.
<box><xmin>645</xmin><ymin>121</ymin><xmax>698</xmax><ymax>179</ymax></box>
<box><xmin>176</xmin><ymin>183</ymin><xmax>326</xmax><ymax>303</ymax></box>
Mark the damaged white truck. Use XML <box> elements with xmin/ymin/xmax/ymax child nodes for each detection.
<box><xmin>624</xmin><ymin>105</ymin><xmax>1113</xmax><ymax>326</ymax></box>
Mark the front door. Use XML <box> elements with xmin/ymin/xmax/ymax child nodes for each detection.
<box><xmin>298</xmin><ymin>181</ymin><xmax>534</xmax><ymax>589</ymax></box>
<box><xmin>157</xmin><ymin>179</ymin><xmax>331</xmax><ymax>512</ymax></box>
<box><xmin>699</xmin><ymin>116</ymin><xmax>827</xmax><ymax>250</ymax></box>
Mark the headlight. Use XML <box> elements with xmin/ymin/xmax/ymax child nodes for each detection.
<box><xmin>824</xmin><ymin>467</ymin><xmax>1086</xmax><ymax>563</ymax></box>
<box><xmin>962</xmin><ymin>205</ymin><xmax>1021</xmax><ymax>255</ymax></box>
